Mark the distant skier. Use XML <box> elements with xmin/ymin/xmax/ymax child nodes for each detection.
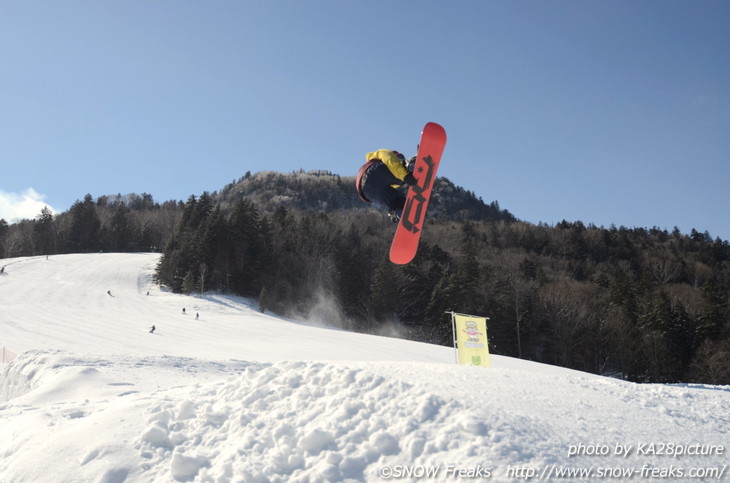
<box><xmin>149</xmin><ymin>325</ymin><xmax>156</xmax><ymax>334</ymax></box>
<box><xmin>0</xmin><ymin>266</ymin><xmax>4</xmax><ymax>274</ymax></box>
<box><xmin>356</xmin><ymin>149</ymin><xmax>417</xmax><ymax>222</ymax></box>
<box><xmin>195</xmin><ymin>312</ymin><xmax>199</xmax><ymax>320</ymax></box>
<box><xmin>182</xmin><ymin>308</ymin><xmax>186</xmax><ymax>315</ymax></box>
<box><xmin>107</xmin><ymin>290</ymin><xmax>112</xmax><ymax>296</ymax></box>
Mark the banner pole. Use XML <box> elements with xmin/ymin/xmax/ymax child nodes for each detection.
<box><xmin>448</xmin><ymin>311</ymin><xmax>458</xmax><ymax>364</ymax></box>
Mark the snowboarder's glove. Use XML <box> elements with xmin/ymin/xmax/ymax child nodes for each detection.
<box><xmin>403</xmin><ymin>173</ymin><xmax>417</xmax><ymax>186</ymax></box>
<box><xmin>406</xmin><ymin>156</ymin><xmax>416</xmax><ymax>172</ymax></box>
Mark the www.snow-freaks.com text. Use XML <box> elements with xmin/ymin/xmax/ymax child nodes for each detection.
<box><xmin>377</xmin><ymin>462</ymin><xmax>727</xmax><ymax>480</ymax></box>
<box><xmin>508</xmin><ymin>464</ymin><xmax>727</xmax><ymax>480</ymax></box>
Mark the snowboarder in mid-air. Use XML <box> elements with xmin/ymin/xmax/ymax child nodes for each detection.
<box><xmin>356</xmin><ymin>149</ymin><xmax>417</xmax><ymax>222</ymax></box>
<box><xmin>358</xmin><ymin>123</ymin><xmax>447</xmax><ymax>265</ymax></box>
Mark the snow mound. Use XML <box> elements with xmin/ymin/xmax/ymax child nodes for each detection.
<box><xmin>0</xmin><ymin>349</ymin><xmax>69</xmax><ymax>402</ymax></box>
<box><xmin>2</xmin><ymin>350</ymin><xmax>729</xmax><ymax>482</ymax></box>
<box><xmin>134</xmin><ymin>361</ymin><xmax>489</xmax><ymax>482</ymax></box>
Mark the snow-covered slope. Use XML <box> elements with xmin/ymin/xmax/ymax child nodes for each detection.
<box><xmin>1</xmin><ymin>254</ymin><xmax>728</xmax><ymax>482</ymax></box>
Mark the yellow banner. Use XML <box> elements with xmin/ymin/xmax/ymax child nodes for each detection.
<box><xmin>454</xmin><ymin>314</ymin><xmax>491</xmax><ymax>367</ymax></box>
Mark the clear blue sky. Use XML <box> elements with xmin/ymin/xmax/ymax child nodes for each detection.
<box><xmin>1</xmin><ymin>1</ymin><xmax>728</xmax><ymax>241</ymax></box>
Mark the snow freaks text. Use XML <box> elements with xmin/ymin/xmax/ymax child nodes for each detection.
<box><xmin>376</xmin><ymin>443</ymin><xmax>726</xmax><ymax>480</ymax></box>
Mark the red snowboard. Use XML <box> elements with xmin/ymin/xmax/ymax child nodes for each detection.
<box><xmin>389</xmin><ymin>122</ymin><xmax>447</xmax><ymax>265</ymax></box>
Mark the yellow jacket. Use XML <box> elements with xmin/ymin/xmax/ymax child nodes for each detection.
<box><xmin>366</xmin><ymin>149</ymin><xmax>409</xmax><ymax>182</ymax></box>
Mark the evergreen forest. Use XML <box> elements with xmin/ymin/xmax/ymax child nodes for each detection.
<box><xmin>2</xmin><ymin>170</ymin><xmax>728</xmax><ymax>384</ymax></box>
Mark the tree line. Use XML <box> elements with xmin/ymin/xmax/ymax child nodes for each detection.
<box><xmin>1</xmin><ymin>171</ymin><xmax>728</xmax><ymax>384</ymax></box>
<box><xmin>0</xmin><ymin>193</ymin><xmax>180</xmax><ymax>258</ymax></box>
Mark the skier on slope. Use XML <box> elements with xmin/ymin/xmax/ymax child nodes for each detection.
<box><xmin>356</xmin><ymin>149</ymin><xmax>417</xmax><ymax>222</ymax></box>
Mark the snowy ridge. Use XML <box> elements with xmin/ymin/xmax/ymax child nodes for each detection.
<box><xmin>1</xmin><ymin>254</ymin><xmax>729</xmax><ymax>482</ymax></box>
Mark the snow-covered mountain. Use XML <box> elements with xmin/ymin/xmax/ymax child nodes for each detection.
<box><xmin>1</xmin><ymin>254</ymin><xmax>728</xmax><ymax>482</ymax></box>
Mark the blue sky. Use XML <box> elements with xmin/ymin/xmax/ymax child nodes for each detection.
<box><xmin>1</xmin><ymin>1</ymin><xmax>728</xmax><ymax>241</ymax></box>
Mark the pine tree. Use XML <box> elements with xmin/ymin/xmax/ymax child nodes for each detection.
<box><xmin>0</xmin><ymin>218</ymin><xmax>8</xmax><ymax>257</ymax></box>
<box><xmin>199</xmin><ymin>207</ymin><xmax>229</xmax><ymax>291</ymax></box>
<box><xmin>665</xmin><ymin>300</ymin><xmax>694</xmax><ymax>380</ymax></box>
<box><xmin>398</xmin><ymin>258</ymin><xmax>442</xmax><ymax>326</ymax></box>
<box><xmin>182</xmin><ymin>270</ymin><xmax>196</xmax><ymax>295</ymax></box>
<box><xmin>34</xmin><ymin>207</ymin><xmax>56</xmax><ymax>255</ymax></box>
<box><xmin>335</xmin><ymin>225</ymin><xmax>372</xmax><ymax>322</ymax></box>
<box><xmin>229</xmin><ymin>200</ymin><xmax>265</xmax><ymax>296</ymax></box>
<box><xmin>639</xmin><ymin>292</ymin><xmax>674</xmax><ymax>381</ymax></box>
<box><xmin>370</xmin><ymin>259</ymin><xmax>400</xmax><ymax>319</ymax></box>
<box><xmin>108</xmin><ymin>204</ymin><xmax>131</xmax><ymax>252</ymax></box>
<box><xmin>180</xmin><ymin>195</ymin><xmax>198</xmax><ymax>231</ymax></box>
<box><xmin>445</xmin><ymin>225</ymin><xmax>483</xmax><ymax>314</ymax></box>
<box><xmin>67</xmin><ymin>194</ymin><xmax>101</xmax><ymax>252</ymax></box>
<box><xmin>697</xmin><ymin>277</ymin><xmax>729</xmax><ymax>341</ymax></box>
<box><xmin>424</xmin><ymin>271</ymin><xmax>453</xmax><ymax>345</ymax></box>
